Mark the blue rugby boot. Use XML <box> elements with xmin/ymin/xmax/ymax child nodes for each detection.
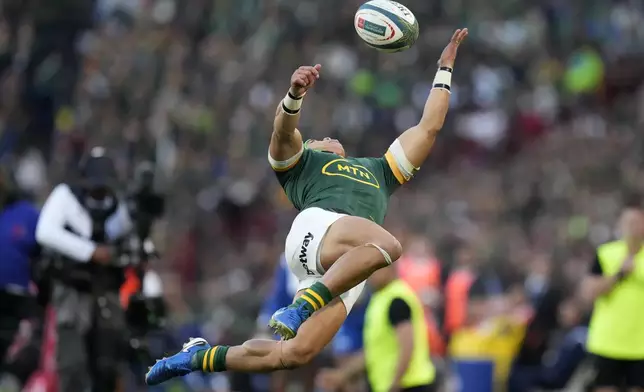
<box><xmin>145</xmin><ymin>337</ymin><xmax>210</xmax><ymax>385</ymax></box>
<box><xmin>268</xmin><ymin>302</ymin><xmax>312</xmax><ymax>340</ymax></box>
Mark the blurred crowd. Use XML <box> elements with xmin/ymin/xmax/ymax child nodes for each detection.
<box><xmin>1</xmin><ymin>0</ymin><xmax>644</xmax><ymax>391</ymax></box>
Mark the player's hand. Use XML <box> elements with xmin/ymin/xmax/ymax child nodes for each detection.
<box><xmin>627</xmin><ymin>240</ymin><xmax>642</xmax><ymax>258</ymax></box>
<box><xmin>614</xmin><ymin>255</ymin><xmax>635</xmax><ymax>282</ymax></box>
<box><xmin>438</xmin><ymin>28</ymin><xmax>468</xmax><ymax>69</ymax></box>
<box><xmin>315</xmin><ymin>368</ymin><xmax>343</xmax><ymax>391</ymax></box>
<box><xmin>290</xmin><ymin>64</ymin><xmax>321</xmax><ymax>97</ymax></box>
<box><xmin>91</xmin><ymin>245</ymin><xmax>112</xmax><ymax>265</ymax></box>
<box><xmin>621</xmin><ymin>256</ymin><xmax>635</xmax><ymax>275</ymax></box>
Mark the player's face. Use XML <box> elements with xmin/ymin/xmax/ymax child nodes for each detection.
<box><xmin>620</xmin><ymin>208</ymin><xmax>644</xmax><ymax>241</ymax></box>
<box><xmin>88</xmin><ymin>185</ymin><xmax>110</xmax><ymax>200</ymax></box>
<box><xmin>306</xmin><ymin>138</ymin><xmax>346</xmax><ymax>157</ymax></box>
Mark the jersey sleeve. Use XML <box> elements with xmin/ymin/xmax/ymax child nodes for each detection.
<box><xmin>384</xmin><ymin>138</ymin><xmax>418</xmax><ymax>184</ymax></box>
<box><xmin>377</xmin><ymin>139</ymin><xmax>420</xmax><ymax>192</ymax></box>
<box><xmin>268</xmin><ymin>144</ymin><xmax>305</xmax><ymax>172</ymax></box>
<box><xmin>269</xmin><ymin>146</ymin><xmax>311</xmax><ymax>185</ymax></box>
<box><xmin>375</xmin><ymin>156</ymin><xmax>404</xmax><ymax>193</ymax></box>
<box><xmin>388</xmin><ymin>297</ymin><xmax>412</xmax><ymax>326</ymax></box>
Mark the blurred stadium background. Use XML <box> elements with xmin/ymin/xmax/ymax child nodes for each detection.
<box><xmin>1</xmin><ymin>0</ymin><xmax>644</xmax><ymax>391</ymax></box>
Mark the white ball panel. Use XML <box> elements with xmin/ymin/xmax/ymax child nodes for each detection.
<box><xmin>354</xmin><ymin>10</ymin><xmax>404</xmax><ymax>45</ymax></box>
<box><xmin>354</xmin><ymin>0</ymin><xmax>419</xmax><ymax>52</ymax></box>
<box><xmin>362</xmin><ymin>0</ymin><xmax>416</xmax><ymax>25</ymax></box>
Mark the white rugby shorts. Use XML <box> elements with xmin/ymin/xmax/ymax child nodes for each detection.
<box><xmin>284</xmin><ymin>207</ymin><xmax>366</xmax><ymax>313</ymax></box>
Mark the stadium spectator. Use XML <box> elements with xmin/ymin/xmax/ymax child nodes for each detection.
<box><xmin>0</xmin><ymin>166</ymin><xmax>40</xmax><ymax>384</ymax></box>
<box><xmin>398</xmin><ymin>235</ymin><xmax>442</xmax><ymax>308</ymax></box>
<box><xmin>509</xmin><ymin>285</ymin><xmax>587</xmax><ymax>391</ymax></box>
<box><xmin>443</xmin><ymin>243</ymin><xmax>499</xmax><ymax>335</ymax></box>
<box><xmin>397</xmin><ymin>235</ymin><xmax>445</xmax><ymax>356</ymax></box>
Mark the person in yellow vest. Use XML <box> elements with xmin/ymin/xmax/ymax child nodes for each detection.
<box><xmin>316</xmin><ymin>264</ymin><xmax>436</xmax><ymax>392</ymax></box>
<box><xmin>582</xmin><ymin>197</ymin><xmax>644</xmax><ymax>392</ymax></box>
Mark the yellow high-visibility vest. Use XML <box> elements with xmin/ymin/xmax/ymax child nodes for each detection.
<box><xmin>364</xmin><ymin>280</ymin><xmax>435</xmax><ymax>391</ymax></box>
<box><xmin>587</xmin><ymin>240</ymin><xmax>644</xmax><ymax>359</ymax></box>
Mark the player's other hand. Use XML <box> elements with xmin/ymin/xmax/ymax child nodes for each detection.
<box><xmin>438</xmin><ymin>28</ymin><xmax>468</xmax><ymax>69</ymax></box>
<box><xmin>290</xmin><ymin>64</ymin><xmax>321</xmax><ymax>97</ymax></box>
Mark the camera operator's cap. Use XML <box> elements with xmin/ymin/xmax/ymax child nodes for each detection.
<box><xmin>80</xmin><ymin>147</ymin><xmax>117</xmax><ymax>188</ymax></box>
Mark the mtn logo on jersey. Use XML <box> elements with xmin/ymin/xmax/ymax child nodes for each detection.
<box><xmin>321</xmin><ymin>159</ymin><xmax>380</xmax><ymax>189</ymax></box>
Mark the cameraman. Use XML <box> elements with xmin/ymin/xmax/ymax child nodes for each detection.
<box><xmin>35</xmin><ymin>147</ymin><xmax>132</xmax><ymax>392</ymax></box>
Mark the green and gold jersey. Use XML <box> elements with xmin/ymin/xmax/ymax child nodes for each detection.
<box><xmin>271</xmin><ymin>148</ymin><xmax>405</xmax><ymax>225</ymax></box>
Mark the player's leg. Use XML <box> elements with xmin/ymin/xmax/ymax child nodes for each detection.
<box><xmin>318</xmin><ymin>215</ymin><xmax>403</xmax><ymax>294</ymax></box>
<box><xmin>591</xmin><ymin>355</ymin><xmax>623</xmax><ymax>392</ymax></box>
<box><xmin>145</xmin><ymin>283</ymin><xmax>364</xmax><ymax>385</ymax></box>
<box><xmin>626</xmin><ymin>359</ymin><xmax>644</xmax><ymax>392</ymax></box>
<box><xmin>226</xmin><ymin>296</ymin><xmax>349</xmax><ymax>371</ymax></box>
<box><xmin>272</xmin><ymin>212</ymin><xmax>401</xmax><ymax>338</ymax></box>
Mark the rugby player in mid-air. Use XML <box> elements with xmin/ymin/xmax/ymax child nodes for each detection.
<box><xmin>146</xmin><ymin>28</ymin><xmax>468</xmax><ymax>385</ymax></box>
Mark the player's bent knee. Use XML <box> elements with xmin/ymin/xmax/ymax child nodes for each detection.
<box><xmin>388</xmin><ymin>237</ymin><xmax>403</xmax><ymax>261</ymax></box>
<box><xmin>366</xmin><ymin>235</ymin><xmax>402</xmax><ymax>266</ymax></box>
<box><xmin>280</xmin><ymin>337</ymin><xmax>318</xmax><ymax>368</ymax></box>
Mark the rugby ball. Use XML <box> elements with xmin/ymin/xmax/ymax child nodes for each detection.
<box><xmin>354</xmin><ymin>0</ymin><xmax>419</xmax><ymax>53</ymax></box>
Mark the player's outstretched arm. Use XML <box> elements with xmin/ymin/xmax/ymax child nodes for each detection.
<box><xmin>384</xmin><ymin>29</ymin><xmax>467</xmax><ymax>184</ymax></box>
<box><xmin>269</xmin><ymin>65</ymin><xmax>321</xmax><ymax>168</ymax></box>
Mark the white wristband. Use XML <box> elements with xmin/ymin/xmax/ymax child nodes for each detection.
<box><xmin>432</xmin><ymin>67</ymin><xmax>453</xmax><ymax>93</ymax></box>
<box><xmin>282</xmin><ymin>91</ymin><xmax>305</xmax><ymax>115</ymax></box>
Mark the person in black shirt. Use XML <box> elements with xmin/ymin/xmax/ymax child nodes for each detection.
<box><xmin>386</xmin><ymin>298</ymin><xmax>433</xmax><ymax>392</ymax></box>
<box><xmin>389</xmin><ymin>298</ymin><xmax>411</xmax><ymax>327</ymax></box>
<box><xmin>582</xmin><ymin>199</ymin><xmax>644</xmax><ymax>392</ymax></box>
